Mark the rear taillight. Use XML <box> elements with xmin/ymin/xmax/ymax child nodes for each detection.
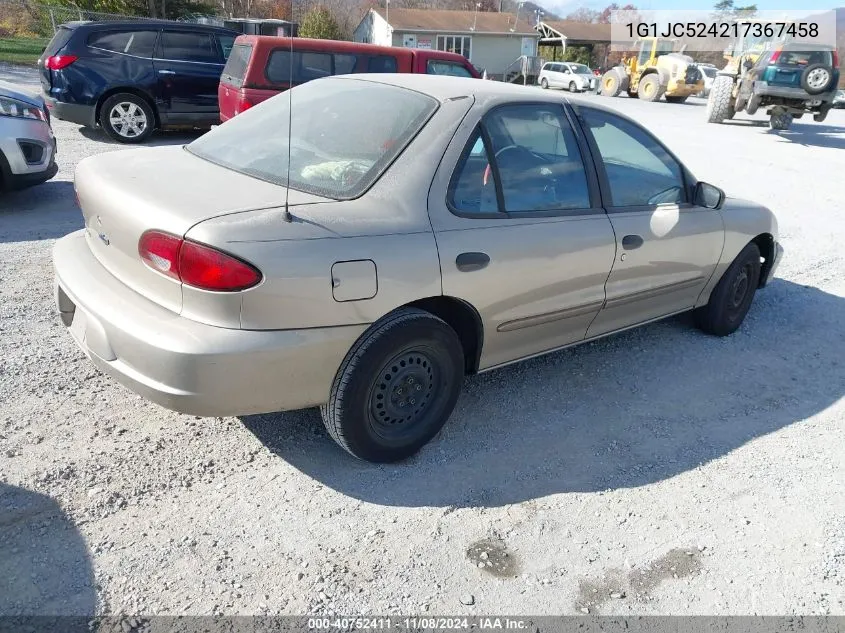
<box><xmin>235</xmin><ymin>97</ymin><xmax>253</xmax><ymax>116</ymax></box>
<box><xmin>769</xmin><ymin>49</ymin><xmax>782</xmax><ymax>63</ymax></box>
<box><xmin>833</xmin><ymin>50</ymin><xmax>839</xmax><ymax>68</ymax></box>
<box><xmin>138</xmin><ymin>230</ymin><xmax>261</xmax><ymax>292</ymax></box>
<box><xmin>45</xmin><ymin>54</ymin><xmax>78</xmax><ymax>70</ymax></box>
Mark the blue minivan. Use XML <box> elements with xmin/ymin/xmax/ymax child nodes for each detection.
<box><xmin>38</xmin><ymin>20</ymin><xmax>237</xmax><ymax>143</ymax></box>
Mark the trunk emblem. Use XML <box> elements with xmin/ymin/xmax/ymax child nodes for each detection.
<box><xmin>98</xmin><ymin>232</ymin><xmax>110</xmax><ymax>246</ymax></box>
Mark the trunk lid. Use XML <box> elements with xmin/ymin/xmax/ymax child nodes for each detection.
<box><xmin>75</xmin><ymin>146</ymin><xmax>329</xmax><ymax>314</ymax></box>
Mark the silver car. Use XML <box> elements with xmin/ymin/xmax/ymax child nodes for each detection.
<box><xmin>0</xmin><ymin>81</ymin><xmax>57</xmax><ymax>191</ymax></box>
<box><xmin>54</xmin><ymin>74</ymin><xmax>782</xmax><ymax>462</ymax></box>
<box><xmin>539</xmin><ymin>62</ymin><xmax>598</xmax><ymax>92</ymax></box>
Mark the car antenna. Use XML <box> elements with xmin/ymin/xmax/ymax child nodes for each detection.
<box><xmin>282</xmin><ymin>27</ymin><xmax>294</xmax><ymax>223</ymax></box>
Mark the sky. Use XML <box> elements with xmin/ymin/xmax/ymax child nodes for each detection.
<box><xmin>544</xmin><ymin>0</ymin><xmax>843</xmax><ymax>13</ymax></box>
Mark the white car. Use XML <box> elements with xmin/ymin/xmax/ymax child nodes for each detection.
<box><xmin>0</xmin><ymin>81</ymin><xmax>57</xmax><ymax>191</ymax></box>
<box><xmin>538</xmin><ymin>62</ymin><xmax>597</xmax><ymax>92</ymax></box>
<box><xmin>699</xmin><ymin>65</ymin><xmax>718</xmax><ymax>97</ymax></box>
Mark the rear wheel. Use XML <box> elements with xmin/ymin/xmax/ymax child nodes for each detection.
<box><xmin>638</xmin><ymin>74</ymin><xmax>662</xmax><ymax>102</ymax></box>
<box><xmin>99</xmin><ymin>93</ymin><xmax>155</xmax><ymax>144</ymax></box>
<box><xmin>540</xmin><ymin>78</ymin><xmax>549</xmax><ymax>89</ymax></box>
<box><xmin>694</xmin><ymin>243</ymin><xmax>761</xmax><ymax>337</ymax></box>
<box><xmin>320</xmin><ymin>308</ymin><xmax>464</xmax><ymax>462</ymax></box>
<box><xmin>706</xmin><ymin>75</ymin><xmax>736</xmax><ymax>123</ymax></box>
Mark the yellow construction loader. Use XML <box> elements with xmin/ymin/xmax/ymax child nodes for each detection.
<box><xmin>600</xmin><ymin>37</ymin><xmax>705</xmax><ymax>103</ymax></box>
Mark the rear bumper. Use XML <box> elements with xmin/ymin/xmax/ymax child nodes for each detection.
<box><xmin>752</xmin><ymin>82</ymin><xmax>836</xmax><ymax>104</ymax></box>
<box><xmin>43</xmin><ymin>96</ymin><xmax>96</xmax><ymax>127</ymax></box>
<box><xmin>53</xmin><ymin>230</ymin><xmax>366</xmax><ymax>417</ymax></box>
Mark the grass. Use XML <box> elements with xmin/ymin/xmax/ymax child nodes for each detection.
<box><xmin>0</xmin><ymin>36</ymin><xmax>50</xmax><ymax>65</ymax></box>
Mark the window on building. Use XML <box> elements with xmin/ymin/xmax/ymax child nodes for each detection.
<box><xmin>436</xmin><ymin>35</ymin><xmax>472</xmax><ymax>59</ymax></box>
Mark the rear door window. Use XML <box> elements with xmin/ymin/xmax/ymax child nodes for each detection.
<box><xmin>158</xmin><ymin>31</ymin><xmax>220</xmax><ymax>64</ymax></box>
<box><xmin>88</xmin><ymin>30</ymin><xmax>158</xmax><ymax>58</ymax></box>
<box><xmin>334</xmin><ymin>54</ymin><xmax>357</xmax><ymax>75</ymax></box>
<box><xmin>221</xmin><ymin>42</ymin><xmax>252</xmax><ymax>87</ymax></box>
<box><xmin>427</xmin><ymin>60</ymin><xmax>473</xmax><ymax>77</ymax></box>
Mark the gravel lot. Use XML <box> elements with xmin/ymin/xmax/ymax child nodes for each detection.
<box><xmin>2</xmin><ymin>64</ymin><xmax>844</xmax><ymax>617</ymax></box>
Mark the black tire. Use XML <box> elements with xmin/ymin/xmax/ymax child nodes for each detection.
<box><xmin>99</xmin><ymin>92</ymin><xmax>155</xmax><ymax>144</ymax></box>
<box><xmin>745</xmin><ymin>93</ymin><xmax>761</xmax><ymax>115</ymax></box>
<box><xmin>665</xmin><ymin>95</ymin><xmax>688</xmax><ymax>104</ymax></box>
<box><xmin>600</xmin><ymin>68</ymin><xmax>626</xmax><ymax>97</ymax></box>
<box><xmin>638</xmin><ymin>74</ymin><xmax>662</xmax><ymax>102</ymax></box>
<box><xmin>769</xmin><ymin>111</ymin><xmax>792</xmax><ymax>130</ymax></box>
<box><xmin>800</xmin><ymin>63</ymin><xmax>834</xmax><ymax>95</ymax></box>
<box><xmin>814</xmin><ymin>105</ymin><xmax>831</xmax><ymax>123</ymax></box>
<box><xmin>540</xmin><ymin>78</ymin><xmax>549</xmax><ymax>89</ymax></box>
<box><xmin>568</xmin><ymin>81</ymin><xmax>577</xmax><ymax>92</ymax></box>
<box><xmin>706</xmin><ymin>75</ymin><xmax>736</xmax><ymax>123</ymax></box>
<box><xmin>694</xmin><ymin>243</ymin><xmax>761</xmax><ymax>337</ymax></box>
<box><xmin>320</xmin><ymin>308</ymin><xmax>464</xmax><ymax>462</ymax></box>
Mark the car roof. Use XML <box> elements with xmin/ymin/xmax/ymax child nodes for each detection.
<box><xmin>61</xmin><ymin>20</ymin><xmax>237</xmax><ymax>34</ymax></box>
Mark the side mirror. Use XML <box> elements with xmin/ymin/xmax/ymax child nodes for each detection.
<box><xmin>694</xmin><ymin>181</ymin><xmax>725</xmax><ymax>209</ymax></box>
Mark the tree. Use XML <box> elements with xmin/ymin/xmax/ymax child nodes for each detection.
<box><xmin>565</xmin><ymin>7</ymin><xmax>599</xmax><ymax>22</ymax></box>
<box><xmin>299</xmin><ymin>6</ymin><xmax>343</xmax><ymax>39</ymax></box>
<box><xmin>713</xmin><ymin>0</ymin><xmax>757</xmax><ymax>20</ymax></box>
<box><xmin>597</xmin><ymin>2</ymin><xmax>636</xmax><ymax>24</ymax></box>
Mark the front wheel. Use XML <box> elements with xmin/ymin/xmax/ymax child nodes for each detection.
<box><xmin>321</xmin><ymin>308</ymin><xmax>464</xmax><ymax>462</ymax></box>
<box><xmin>706</xmin><ymin>75</ymin><xmax>736</xmax><ymax>123</ymax></box>
<box><xmin>694</xmin><ymin>243</ymin><xmax>761</xmax><ymax>337</ymax></box>
<box><xmin>569</xmin><ymin>81</ymin><xmax>577</xmax><ymax>92</ymax></box>
<box><xmin>99</xmin><ymin>93</ymin><xmax>155</xmax><ymax>144</ymax></box>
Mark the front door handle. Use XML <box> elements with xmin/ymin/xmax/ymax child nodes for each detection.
<box><xmin>158</xmin><ymin>69</ymin><xmax>176</xmax><ymax>75</ymax></box>
<box><xmin>622</xmin><ymin>234</ymin><xmax>644</xmax><ymax>250</ymax></box>
<box><xmin>456</xmin><ymin>252</ymin><xmax>490</xmax><ymax>272</ymax></box>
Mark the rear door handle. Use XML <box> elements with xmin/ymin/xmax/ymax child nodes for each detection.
<box><xmin>456</xmin><ymin>252</ymin><xmax>490</xmax><ymax>272</ymax></box>
<box><xmin>622</xmin><ymin>234</ymin><xmax>644</xmax><ymax>250</ymax></box>
<box><xmin>158</xmin><ymin>69</ymin><xmax>176</xmax><ymax>75</ymax></box>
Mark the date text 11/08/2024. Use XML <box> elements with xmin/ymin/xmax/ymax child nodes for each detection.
<box><xmin>625</xmin><ymin>21</ymin><xmax>819</xmax><ymax>40</ymax></box>
<box><xmin>307</xmin><ymin>617</ymin><xmax>530</xmax><ymax>630</ymax></box>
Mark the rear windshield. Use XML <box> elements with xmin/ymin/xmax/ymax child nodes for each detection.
<box><xmin>187</xmin><ymin>78</ymin><xmax>438</xmax><ymax>199</ymax></box>
<box><xmin>221</xmin><ymin>43</ymin><xmax>252</xmax><ymax>87</ymax></box>
<box><xmin>776</xmin><ymin>49</ymin><xmax>833</xmax><ymax>67</ymax></box>
<box><xmin>44</xmin><ymin>26</ymin><xmax>74</xmax><ymax>56</ymax></box>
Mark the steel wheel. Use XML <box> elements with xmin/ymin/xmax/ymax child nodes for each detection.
<box><xmin>367</xmin><ymin>348</ymin><xmax>439</xmax><ymax>442</ymax></box>
<box><xmin>109</xmin><ymin>102</ymin><xmax>148</xmax><ymax>139</ymax></box>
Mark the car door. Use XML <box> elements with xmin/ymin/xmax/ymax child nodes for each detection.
<box><xmin>573</xmin><ymin>105</ymin><xmax>724</xmax><ymax>338</ymax></box>
<box><xmin>153</xmin><ymin>30</ymin><xmax>224</xmax><ymax>123</ymax></box>
<box><xmin>427</xmin><ymin>102</ymin><xmax>617</xmax><ymax>370</ymax></box>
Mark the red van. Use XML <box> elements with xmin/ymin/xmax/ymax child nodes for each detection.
<box><xmin>218</xmin><ymin>36</ymin><xmax>481</xmax><ymax>121</ymax></box>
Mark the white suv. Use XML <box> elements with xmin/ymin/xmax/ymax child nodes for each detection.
<box><xmin>0</xmin><ymin>81</ymin><xmax>57</xmax><ymax>191</ymax></box>
<box><xmin>538</xmin><ymin>62</ymin><xmax>597</xmax><ymax>92</ymax></box>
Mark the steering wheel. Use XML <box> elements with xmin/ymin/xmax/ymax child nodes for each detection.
<box><xmin>482</xmin><ymin>145</ymin><xmax>533</xmax><ymax>186</ymax></box>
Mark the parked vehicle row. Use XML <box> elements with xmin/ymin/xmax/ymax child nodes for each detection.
<box><xmin>54</xmin><ymin>74</ymin><xmax>781</xmax><ymax>462</ymax></box>
<box><xmin>38</xmin><ymin>19</ymin><xmax>480</xmax><ymax>143</ymax></box>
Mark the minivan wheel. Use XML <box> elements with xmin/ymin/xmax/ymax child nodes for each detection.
<box><xmin>569</xmin><ymin>81</ymin><xmax>577</xmax><ymax>92</ymax></box>
<box><xmin>320</xmin><ymin>308</ymin><xmax>464</xmax><ymax>463</ymax></box>
<box><xmin>694</xmin><ymin>242</ymin><xmax>761</xmax><ymax>337</ymax></box>
<box><xmin>100</xmin><ymin>93</ymin><xmax>154</xmax><ymax>144</ymax></box>
<box><xmin>540</xmin><ymin>78</ymin><xmax>549</xmax><ymax>89</ymax></box>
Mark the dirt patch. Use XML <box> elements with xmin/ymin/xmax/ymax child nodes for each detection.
<box><xmin>466</xmin><ymin>538</ymin><xmax>519</xmax><ymax>578</ymax></box>
<box><xmin>576</xmin><ymin>548</ymin><xmax>702</xmax><ymax>613</ymax></box>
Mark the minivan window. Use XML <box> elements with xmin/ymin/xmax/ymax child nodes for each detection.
<box><xmin>265</xmin><ymin>50</ymin><xmax>356</xmax><ymax>84</ymax></box>
<box><xmin>427</xmin><ymin>60</ymin><xmax>472</xmax><ymax>77</ymax></box>
<box><xmin>221</xmin><ymin>43</ymin><xmax>252</xmax><ymax>87</ymax></box>
<box><xmin>367</xmin><ymin>55</ymin><xmax>397</xmax><ymax>73</ymax></box>
<box><xmin>187</xmin><ymin>78</ymin><xmax>438</xmax><ymax>199</ymax></box>
<box><xmin>158</xmin><ymin>31</ymin><xmax>219</xmax><ymax>64</ymax></box>
<box><xmin>88</xmin><ymin>30</ymin><xmax>158</xmax><ymax>58</ymax></box>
